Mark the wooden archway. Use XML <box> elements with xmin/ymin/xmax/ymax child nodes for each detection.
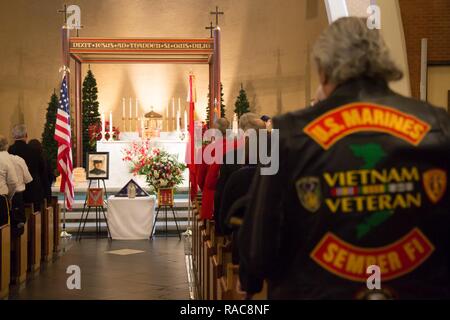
<box><xmin>61</xmin><ymin>28</ymin><xmax>221</xmax><ymax>167</ymax></box>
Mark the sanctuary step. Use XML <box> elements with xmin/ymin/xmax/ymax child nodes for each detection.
<box><xmin>53</xmin><ymin>187</ymin><xmax>192</xmax><ymax>235</ymax></box>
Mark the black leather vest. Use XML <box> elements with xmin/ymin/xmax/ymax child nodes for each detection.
<box><xmin>245</xmin><ymin>78</ymin><xmax>450</xmax><ymax>299</ymax></box>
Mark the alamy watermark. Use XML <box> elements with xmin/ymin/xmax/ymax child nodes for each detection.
<box><xmin>66</xmin><ymin>265</ymin><xmax>81</xmax><ymax>290</ymax></box>
<box><xmin>187</xmin><ymin>128</ymin><xmax>279</xmax><ymax>176</ymax></box>
<box><xmin>367</xmin><ymin>5</ymin><xmax>381</xmax><ymax>30</ymax></box>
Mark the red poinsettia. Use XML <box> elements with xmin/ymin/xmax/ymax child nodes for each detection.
<box><xmin>88</xmin><ymin>121</ymin><xmax>120</xmax><ymax>147</ymax></box>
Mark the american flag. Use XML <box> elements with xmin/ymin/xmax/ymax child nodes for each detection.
<box><xmin>54</xmin><ymin>74</ymin><xmax>74</xmax><ymax>210</ymax></box>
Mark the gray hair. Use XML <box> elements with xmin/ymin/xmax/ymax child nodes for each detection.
<box><xmin>12</xmin><ymin>124</ymin><xmax>27</xmax><ymax>140</ymax></box>
<box><xmin>312</xmin><ymin>17</ymin><xmax>403</xmax><ymax>85</ymax></box>
<box><xmin>214</xmin><ymin>118</ymin><xmax>230</xmax><ymax>135</ymax></box>
<box><xmin>0</xmin><ymin>135</ymin><xmax>8</xmax><ymax>151</ymax></box>
<box><xmin>239</xmin><ymin>113</ymin><xmax>260</xmax><ymax>132</ymax></box>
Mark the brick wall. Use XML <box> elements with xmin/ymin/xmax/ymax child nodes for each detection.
<box><xmin>398</xmin><ymin>0</ymin><xmax>450</xmax><ymax>98</ymax></box>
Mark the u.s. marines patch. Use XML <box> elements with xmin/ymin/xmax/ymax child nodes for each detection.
<box><xmin>296</xmin><ymin>176</ymin><xmax>322</xmax><ymax>213</ymax></box>
<box><xmin>304</xmin><ymin>103</ymin><xmax>431</xmax><ymax>150</ymax></box>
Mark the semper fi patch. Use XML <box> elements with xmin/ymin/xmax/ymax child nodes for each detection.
<box><xmin>310</xmin><ymin>228</ymin><xmax>434</xmax><ymax>282</ymax></box>
<box><xmin>304</xmin><ymin>103</ymin><xmax>431</xmax><ymax>150</ymax></box>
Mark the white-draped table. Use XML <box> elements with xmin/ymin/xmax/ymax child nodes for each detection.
<box><xmin>96</xmin><ymin>132</ymin><xmax>188</xmax><ymax>189</ymax></box>
<box><xmin>107</xmin><ymin>195</ymin><xmax>156</xmax><ymax>240</ymax></box>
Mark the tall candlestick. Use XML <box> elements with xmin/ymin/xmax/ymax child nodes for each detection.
<box><xmin>172</xmin><ymin>97</ymin><xmax>175</xmax><ymax>131</ymax></box>
<box><xmin>184</xmin><ymin>110</ymin><xmax>188</xmax><ymax>132</ymax></box>
<box><xmin>176</xmin><ymin>110</ymin><xmax>180</xmax><ymax>132</ymax></box>
<box><xmin>129</xmin><ymin>98</ymin><xmax>132</xmax><ymax>118</ymax></box>
<box><xmin>166</xmin><ymin>107</ymin><xmax>169</xmax><ymax>131</ymax></box>
<box><xmin>129</xmin><ymin>98</ymin><xmax>132</xmax><ymax>132</ymax></box>
<box><xmin>135</xmin><ymin>99</ymin><xmax>138</xmax><ymax>119</ymax></box>
<box><xmin>122</xmin><ymin>98</ymin><xmax>126</xmax><ymax>131</ymax></box>
<box><xmin>109</xmin><ymin>112</ymin><xmax>113</xmax><ymax>138</ymax></box>
<box><xmin>135</xmin><ymin>99</ymin><xmax>139</xmax><ymax>132</ymax></box>
<box><xmin>101</xmin><ymin>113</ymin><xmax>106</xmax><ymax>141</ymax></box>
<box><xmin>178</xmin><ymin>97</ymin><xmax>181</xmax><ymax>114</ymax></box>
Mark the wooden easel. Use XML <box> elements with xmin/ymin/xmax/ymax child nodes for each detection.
<box><xmin>150</xmin><ymin>188</ymin><xmax>181</xmax><ymax>240</ymax></box>
<box><xmin>76</xmin><ymin>179</ymin><xmax>110</xmax><ymax>240</ymax></box>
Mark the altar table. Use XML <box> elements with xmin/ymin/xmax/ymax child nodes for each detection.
<box><xmin>97</xmin><ymin>132</ymin><xmax>188</xmax><ymax>188</ymax></box>
<box><xmin>107</xmin><ymin>195</ymin><xmax>156</xmax><ymax>240</ymax></box>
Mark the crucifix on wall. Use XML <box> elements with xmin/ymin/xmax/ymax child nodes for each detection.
<box><xmin>210</xmin><ymin>6</ymin><xmax>224</xmax><ymax>26</ymax></box>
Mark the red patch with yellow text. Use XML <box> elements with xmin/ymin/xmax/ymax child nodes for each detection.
<box><xmin>304</xmin><ymin>103</ymin><xmax>431</xmax><ymax>150</ymax></box>
<box><xmin>310</xmin><ymin>228</ymin><xmax>434</xmax><ymax>282</ymax></box>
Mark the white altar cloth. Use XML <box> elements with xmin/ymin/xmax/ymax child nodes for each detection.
<box><xmin>107</xmin><ymin>195</ymin><xmax>156</xmax><ymax>240</ymax></box>
<box><xmin>97</xmin><ymin>133</ymin><xmax>188</xmax><ymax>188</ymax></box>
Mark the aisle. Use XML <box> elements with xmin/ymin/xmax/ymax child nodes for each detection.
<box><xmin>10</xmin><ymin>237</ymin><xmax>190</xmax><ymax>300</ymax></box>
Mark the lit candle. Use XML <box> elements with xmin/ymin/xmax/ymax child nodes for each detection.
<box><xmin>166</xmin><ymin>107</ymin><xmax>169</xmax><ymax>131</ymax></box>
<box><xmin>172</xmin><ymin>97</ymin><xmax>175</xmax><ymax>131</ymax></box>
<box><xmin>172</xmin><ymin>97</ymin><xmax>175</xmax><ymax>117</ymax></box>
<box><xmin>122</xmin><ymin>98</ymin><xmax>125</xmax><ymax>118</ymax></box>
<box><xmin>135</xmin><ymin>99</ymin><xmax>138</xmax><ymax>119</ymax></box>
<box><xmin>129</xmin><ymin>98</ymin><xmax>132</xmax><ymax>118</ymax></box>
<box><xmin>184</xmin><ymin>110</ymin><xmax>188</xmax><ymax>132</ymax></box>
<box><xmin>101</xmin><ymin>113</ymin><xmax>105</xmax><ymax>135</ymax></box>
<box><xmin>109</xmin><ymin>111</ymin><xmax>113</xmax><ymax>135</ymax></box>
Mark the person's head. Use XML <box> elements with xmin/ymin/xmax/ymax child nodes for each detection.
<box><xmin>0</xmin><ymin>135</ymin><xmax>8</xmax><ymax>151</ymax></box>
<box><xmin>28</xmin><ymin>139</ymin><xmax>43</xmax><ymax>155</ymax></box>
<box><xmin>93</xmin><ymin>160</ymin><xmax>103</xmax><ymax>169</ymax></box>
<box><xmin>243</xmin><ymin>118</ymin><xmax>267</xmax><ymax>165</ymax></box>
<box><xmin>261</xmin><ymin>115</ymin><xmax>272</xmax><ymax>131</ymax></box>
<box><xmin>12</xmin><ymin>124</ymin><xmax>28</xmax><ymax>141</ymax></box>
<box><xmin>239</xmin><ymin>113</ymin><xmax>260</xmax><ymax>132</ymax></box>
<box><xmin>312</xmin><ymin>17</ymin><xmax>403</xmax><ymax>98</ymax></box>
<box><xmin>213</xmin><ymin>118</ymin><xmax>230</xmax><ymax>136</ymax></box>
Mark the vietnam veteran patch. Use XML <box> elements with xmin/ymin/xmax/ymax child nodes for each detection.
<box><xmin>310</xmin><ymin>228</ymin><xmax>434</xmax><ymax>282</ymax></box>
<box><xmin>304</xmin><ymin>103</ymin><xmax>431</xmax><ymax>150</ymax></box>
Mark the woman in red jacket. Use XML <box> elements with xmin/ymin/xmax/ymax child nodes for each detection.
<box><xmin>197</xmin><ymin>118</ymin><xmax>230</xmax><ymax>220</ymax></box>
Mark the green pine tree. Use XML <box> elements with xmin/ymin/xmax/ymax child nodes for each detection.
<box><xmin>82</xmin><ymin>69</ymin><xmax>101</xmax><ymax>167</ymax></box>
<box><xmin>41</xmin><ymin>92</ymin><xmax>59</xmax><ymax>175</ymax></box>
<box><xmin>234</xmin><ymin>83</ymin><xmax>250</xmax><ymax>119</ymax></box>
<box><xmin>220</xmin><ymin>83</ymin><xmax>226</xmax><ymax>118</ymax></box>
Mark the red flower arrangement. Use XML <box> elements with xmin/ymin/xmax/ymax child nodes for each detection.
<box><xmin>122</xmin><ymin>141</ymin><xmax>186</xmax><ymax>193</ymax></box>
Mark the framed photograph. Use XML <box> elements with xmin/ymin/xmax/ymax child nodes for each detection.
<box><xmin>86</xmin><ymin>152</ymin><xmax>109</xmax><ymax>180</ymax></box>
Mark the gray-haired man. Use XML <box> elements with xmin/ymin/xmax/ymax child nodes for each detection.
<box><xmin>239</xmin><ymin>17</ymin><xmax>450</xmax><ymax>299</ymax></box>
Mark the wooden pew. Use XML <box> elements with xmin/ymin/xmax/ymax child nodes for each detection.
<box><xmin>197</xmin><ymin>218</ymin><xmax>206</xmax><ymax>299</ymax></box>
<box><xmin>0</xmin><ymin>223</ymin><xmax>10</xmax><ymax>299</ymax></box>
<box><xmin>199</xmin><ymin>219</ymin><xmax>208</xmax><ymax>299</ymax></box>
<box><xmin>207</xmin><ymin>221</ymin><xmax>218</xmax><ymax>300</ymax></box>
<box><xmin>41</xmin><ymin>202</ymin><xmax>54</xmax><ymax>263</ymax></box>
<box><xmin>10</xmin><ymin>219</ymin><xmax>28</xmax><ymax>286</ymax></box>
<box><xmin>27</xmin><ymin>207</ymin><xmax>41</xmax><ymax>276</ymax></box>
<box><xmin>218</xmin><ymin>263</ymin><xmax>245</xmax><ymax>300</ymax></box>
<box><xmin>50</xmin><ymin>196</ymin><xmax>60</xmax><ymax>253</ymax></box>
<box><xmin>252</xmin><ymin>281</ymin><xmax>268</xmax><ymax>300</ymax></box>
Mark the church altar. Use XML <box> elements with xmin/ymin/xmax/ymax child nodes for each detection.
<box><xmin>96</xmin><ymin>131</ymin><xmax>189</xmax><ymax>189</ymax></box>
